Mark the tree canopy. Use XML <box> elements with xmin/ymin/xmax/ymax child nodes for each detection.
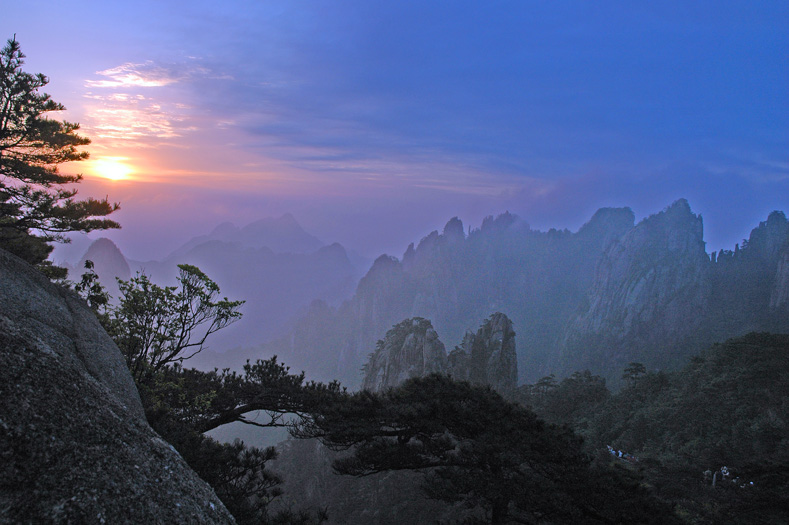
<box><xmin>0</xmin><ymin>37</ymin><xmax>119</xmax><ymax>276</ymax></box>
<box><xmin>298</xmin><ymin>374</ymin><xmax>677</xmax><ymax>524</ymax></box>
<box><xmin>107</xmin><ymin>264</ymin><xmax>244</xmax><ymax>383</ymax></box>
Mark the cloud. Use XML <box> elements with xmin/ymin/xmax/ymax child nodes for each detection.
<box><xmin>86</xmin><ymin>62</ymin><xmax>180</xmax><ymax>88</ymax></box>
<box><xmin>80</xmin><ymin>61</ymin><xmax>214</xmax><ymax>150</ymax></box>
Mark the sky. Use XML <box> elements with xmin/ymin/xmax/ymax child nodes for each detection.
<box><xmin>4</xmin><ymin>1</ymin><xmax>787</xmax><ymax>261</ymax></box>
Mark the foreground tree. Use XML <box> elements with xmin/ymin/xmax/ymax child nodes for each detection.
<box><xmin>0</xmin><ymin>37</ymin><xmax>119</xmax><ymax>277</ymax></box>
<box><xmin>82</xmin><ymin>265</ymin><xmax>336</xmax><ymax>523</ymax></box>
<box><xmin>299</xmin><ymin>374</ymin><xmax>678</xmax><ymax>524</ymax></box>
<box><xmin>108</xmin><ymin>264</ymin><xmax>245</xmax><ymax>383</ymax></box>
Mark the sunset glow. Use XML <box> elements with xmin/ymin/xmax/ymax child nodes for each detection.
<box><xmin>89</xmin><ymin>157</ymin><xmax>134</xmax><ymax>181</ymax></box>
<box><xmin>3</xmin><ymin>1</ymin><xmax>785</xmax><ymax>262</ymax></box>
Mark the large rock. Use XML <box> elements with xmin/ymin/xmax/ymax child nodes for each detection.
<box><xmin>362</xmin><ymin>314</ymin><xmax>518</xmax><ymax>395</ymax></box>
<box><xmin>362</xmin><ymin>317</ymin><xmax>447</xmax><ymax>392</ymax></box>
<box><xmin>448</xmin><ymin>312</ymin><xmax>518</xmax><ymax>393</ymax></box>
<box><xmin>0</xmin><ymin>248</ymin><xmax>234</xmax><ymax>524</ymax></box>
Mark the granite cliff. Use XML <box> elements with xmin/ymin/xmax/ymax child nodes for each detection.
<box><xmin>361</xmin><ymin>314</ymin><xmax>518</xmax><ymax>393</ymax></box>
<box><xmin>0</xmin><ymin>248</ymin><xmax>234</xmax><ymax>524</ymax></box>
<box><xmin>450</xmin><ymin>312</ymin><xmax>517</xmax><ymax>393</ymax></box>
<box><xmin>559</xmin><ymin>199</ymin><xmax>710</xmax><ymax>373</ymax></box>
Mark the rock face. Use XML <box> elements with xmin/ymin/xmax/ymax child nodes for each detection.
<box><xmin>771</xmin><ymin>247</ymin><xmax>789</xmax><ymax>308</ymax></box>
<box><xmin>560</xmin><ymin>199</ymin><xmax>710</xmax><ymax>372</ymax></box>
<box><xmin>449</xmin><ymin>313</ymin><xmax>517</xmax><ymax>393</ymax></box>
<box><xmin>362</xmin><ymin>317</ymin><xmax>447</xmax><ymax>392</ymax></box>
<box><xmin>0</xmin><ymin>248</ymin><xmax>234</xmax><ymax>524</ymax></box>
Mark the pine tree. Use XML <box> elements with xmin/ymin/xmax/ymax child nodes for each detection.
<box><xmin>0</xmin><ymin>36</ymin><xmax>119</xmax><ymax>277</ymax></box>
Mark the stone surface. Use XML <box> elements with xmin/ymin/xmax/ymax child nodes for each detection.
<box><xmin>449</xmin><ymin>313</ymin><xmax>518</xmax><ymax>393</ymax></box>
<box><xmin>362</xmin><ymin>317</ymin><xmax>447</xmax><ymax>392</ymax></box>
<box><xmin>560</xmin><ymin>199</ymin><xmax>710</xmax><ymax>372</ymax></box>
<box><xmin>0</xmin><ymin>248</ymin><xmax>234</xmax><ymax>524</ymax></box>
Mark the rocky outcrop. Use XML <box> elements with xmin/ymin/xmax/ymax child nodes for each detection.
<box><xmin>0</xmin><ymin>248</ymin><xmax>234</xmax><ymax>524</ymax></box>
<box><xmin>362</xmin><ymin>318</ymin><xmax>447</xmax><ymax>392</ymax></box>
<box><xmin>560</xmin><ymin>199</ymin><xmax>710</xmax><ymax>372</ymax></box>
<box><xmin>362</xmin><ymin>314</ymin><xmax>518</xmax><ymax>394</ymax></box>
<box><xmin>449</xmin><ymin>313</ymin><xmax>517</xmax><ymax>393</ymax></box>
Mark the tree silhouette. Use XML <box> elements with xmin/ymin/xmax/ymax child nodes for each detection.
<box><xmin>0</xmin><ymin>37</ymin><xmax>119</xmax><ymax>277</ymax></box>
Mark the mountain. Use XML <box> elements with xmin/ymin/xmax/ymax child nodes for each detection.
<box><xmin>167</xmin><ymin>213</ymin><xmax>324</xmax><ymax>259</ymax></box>
<box><xmin>362</xmin><ymin>317</ymin><xmax>447</xmax><ymax>392</ymax></box>
<box><xmin>268</xmin><ymin>207</ymin><xmax>635</xmax><ymax>385</ymax></box>
<box><xmin>270</xmin><ymin>200</ymin><xmax>789</xmax><ymax>388</ymax></box>
<box><xmin>70</xmin><ymin>237</ymin><xmax>131</xmax><ymax>301</ymax></box>
<box><xmin>558</xmin><ymin>199</ymin><xmax>710</xmax><ymax>375</ymax></box>
<box><xmin>69</xmin><ymin>216</ymin><xmax>362</xmax><ymax>369</ymax></box>
<box><xmin>560</xmin><ymin>205</ymin><xmax>789</xmax><ymax>381</ymax></box>
<box><xmin>0</xmin><ymin>248</ymin><xmax>233</xmax><ymax>523</ymax></box>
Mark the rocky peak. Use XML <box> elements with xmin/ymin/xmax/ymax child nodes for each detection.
<box><xmin>576</xmin><ymin>207</ymin><xmax>635</xmax><ymax>248</ymax></box>
<box><xmin>209</xmin><ymin>220</ymin><xmax>240</xmax><ymax>238</ymax></box>
<box><xmin>448</xmin><ymin>313</ymin><xmax>518</xmax><ymax>393</ymax></box>
<box><xmin>559</xmin><ymin>199</ymin><xmax>709</xmax><ymax>374</ymax></box>
<box><xmin>442</xmin><ymin>217</ymin><xmax>465</xmax><ymax>243</ymax></box>
<box><xmin>362</xmin><ymin>317</ymin><xmax>447</xmax><ymax>392</ymax></box>
<box><xmin>74</xmin><ymin>237</ymin><xmax>131</xmax><ymax>301</ymax></box>
<box><xmin>744</xmin><ymin>211</ymin><xmax>789</xmax><ymax>261</ymax></box>
<box><xmin>480</xmin><ymin>211</ymin><xmax>520</xmax><ymax>233</ymax></box>
<box><xmin>358</xmin><ymin>255</ymin><xmax>402</xmax><ymax>294</ymax></box>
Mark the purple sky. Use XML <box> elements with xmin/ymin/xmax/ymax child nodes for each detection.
<box><xmin>4</xmin><ymin>1</ymin><xmax>787</xmax><ymax>261</ymax></box>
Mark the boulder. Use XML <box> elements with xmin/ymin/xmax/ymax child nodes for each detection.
<box><xmin>0</xmin><ymin>248</ymin><xmax>234</xmax><ymax>524</ymax></box>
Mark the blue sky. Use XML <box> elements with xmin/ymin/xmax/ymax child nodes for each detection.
<box><xmin>4</xmin><ymin>1</ymin><xmax>787</xmax><ymax>259</ymax></box>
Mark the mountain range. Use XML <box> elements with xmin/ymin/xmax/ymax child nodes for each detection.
<box><xmin>267</xmin><ymin>200</ymin><xmax>789</xmax><ymax>387</ymax></box>
<box><xmin>67</xmin><ymin>202</ymin><xmax>789</xmax><ymax>388</ymax></box>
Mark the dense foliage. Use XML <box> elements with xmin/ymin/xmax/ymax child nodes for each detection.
<box><xmin>521</xmin><ymin>333</ymin><xmax>789</xmax><ymax>524</ymax></box>
<box><xmin>0</xmin><ymin>38</ymin><xmax>119</xmax><ymax>277</ymax></box>
<box><xmin>299</xmin><ymin>374</ymin><xmax>677</xmax><ymax>524</ymax></box>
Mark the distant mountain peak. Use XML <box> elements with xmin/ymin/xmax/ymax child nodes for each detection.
<box><xmin>169</xmin><ymin>213</ymin><xmax>324</xmax><ymax>259</ymax></box>
<box><xmin>278</xmin><ymin>212</ymin><xmax>297</xmax><ymax>224</ymax></box>
<box><xmin>209</xmin><ymin>221</ymin><xmax>238</xmax><ymax>237</ymax></box>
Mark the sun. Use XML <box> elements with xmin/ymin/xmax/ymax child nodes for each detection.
<box><xmin>91</xmin><ymin>157</ymin><xmax>134</xmax><ymax>181</ymax></box>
